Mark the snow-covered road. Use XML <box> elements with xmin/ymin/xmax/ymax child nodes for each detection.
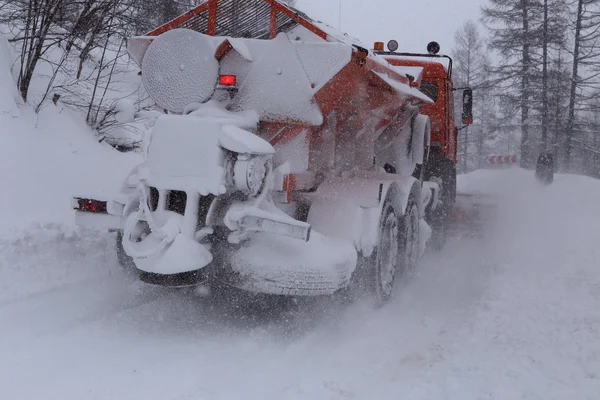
<box><xmin>1</xmin><ymin>165</ymin><xmax>599</xmax><ymax>399</ymax></box>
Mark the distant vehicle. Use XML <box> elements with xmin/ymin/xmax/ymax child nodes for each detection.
<box><xmin>535</xmin><ymin>153</ymin><xmax>554</xmax><ymax>184</ymax></box>
<box><xmin>72</xmin><ymin>0</ymin><xmax>472</xmax><ymax>304</ymax></box>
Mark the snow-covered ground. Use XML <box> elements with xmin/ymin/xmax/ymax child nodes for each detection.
<box><xmin>1</xmin><ymin>38</ymin><xmax>599</xmax><ymax>400</ymax></box>
<box><xmin>2</xmin><ymin>116</ymin><xmax>600</xmax><ymax>399</ymax></box>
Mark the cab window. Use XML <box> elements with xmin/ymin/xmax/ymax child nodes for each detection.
<box><xmin>419</xmin><ymin>81</ymin><xmax>438</xmax><ymax>102</ymax></box>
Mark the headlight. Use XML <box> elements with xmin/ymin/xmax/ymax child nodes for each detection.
<box><xmin>231</xmin><ymin>154</ymin><xmax>271</xmax><ymax>197</ymax></box>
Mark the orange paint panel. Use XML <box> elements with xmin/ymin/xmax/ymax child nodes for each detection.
<box><xmin>269</xmin><ymin>0</ymin><xmax>277</xmax><ymax>39</ymax></box>
<box><xmin>282</xmin><ymin>174</ymin><xmax>296</xmax><ymax>203</ymax></box>
<box><xmin>207</xmin><ymin>0</ymin><xmax>217</xmax><ymax>35</ymax></box>
<box><xmin>214</xmin><ymin>40</ymin><xmax>233</xmax><ymax>60</ymax></box>
<box><xmin>253</xmin><ymin>57</ymin><xmax>413</xmax><ymax>177</ymax></box>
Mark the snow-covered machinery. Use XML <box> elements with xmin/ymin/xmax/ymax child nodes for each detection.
<box><xmin>72</xmin><ymin>0</ymin><xmax>444</xmax><ymax>303</ymax></box>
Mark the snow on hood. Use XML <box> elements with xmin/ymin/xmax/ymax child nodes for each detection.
<box><xmin>389</xmin><ymin>66</ymin><xmax>424</xmax><ymax>82</ymax></box>
<box><xmin>369</xmin><ymin>53</ymin><xmax>425</xmax><ymax>83</ymax></box>
<box><xmin>383</xmin><ymin>54</ymin><xmax>450</xmax><ymax>72</ymax></box>
<box><xmin>372</xmin><ymin>71</ymin><xmax>434</xmax><ymax>104</ymax></box>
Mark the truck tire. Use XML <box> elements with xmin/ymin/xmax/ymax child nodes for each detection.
<box><xmin>428</xmin><ymin>207</ymin><xmax>448</xmax><ymax>250</ymax></box>
<box><xmin>398</xmin><ymin>197</ymin><xmax>420</xmax><ymax>279</ymax></box>
<box><xmin>424</xmin><ymin>151</ymin><xmax>456</xmax><ymax>250</ymax></box>
<box><xmin>371</xmin><ymin>199</ymin><xmax>401</xmax><ymax>304</ymax></box>
<box><xmin>116</xmin><ymin>230</ymin><xmax>136</xmax><ymax>270</ymax></box>
<box><xmin>348</xmin><ymin>195</ymin><xmax>419</xmax><ymax>305</ymax></box>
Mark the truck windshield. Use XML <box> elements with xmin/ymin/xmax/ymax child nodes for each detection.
<box><xmin>419</xmin><ymin>81</ymin><xmax>438</xmax><ymax>102</ymax></box>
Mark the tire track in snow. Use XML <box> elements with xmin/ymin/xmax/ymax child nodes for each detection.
<box><xmin>0</xmin><ymin>274</ymin><xmax>110</xmax><ymax>309</ymax></box>
<box><xmin>0</xmin><ymin>190</ymin><xmax>501</xmax><ymax>400</ymax></box>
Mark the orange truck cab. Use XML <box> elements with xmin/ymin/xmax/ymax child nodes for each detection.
<box><xmin>389</xmin><ymin>58</ymin><xmax>458</xmax><ymax>161</ymax></box>
<box><xmin>374</xmin><ymin>41</ymin><xmax>473</xmax><ymax>246</ymax></box>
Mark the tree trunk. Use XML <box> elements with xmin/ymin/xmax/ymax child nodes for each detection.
<box><xmin>541</xmin><ymin>0</ymin><xmax>549</xmax><ymax>149</ymax></box>
<box><xmin>16</xmin><ymin>0</ymin><xmax>61</xmax><ymax>103</ymax></box>
<box><xmin>521</xmin><ymin>0</ymin><xmax>531</xmax><ymax>167</ymax></box>
<box><xmin>566</xmin><ymin>0</ymin><xmax>584</xmax><ymax>172</ymax></box>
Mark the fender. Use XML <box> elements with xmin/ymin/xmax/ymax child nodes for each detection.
<box><xmin>306</xmin><ymin>173</ymin><xmax>421</xmax><ymax>257</ymax></box>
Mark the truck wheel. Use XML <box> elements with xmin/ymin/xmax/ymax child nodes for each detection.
<box><xmin>428</xmin><ymin>208</ymin><xmax>448</xmax><ymax>250</ymax></box>
<box><xmin>424</xmin><ymin>153</ymin><xmax>455</xmax><ymax>251</ymax></box>
<box><xmin>350</xmin><ymin>196</ymin><xmax>419</xmax><ymax>305</ymax></box>
<box><xmin>399</xmin><ymin>198</ymin><xmax>420</xmax><ymax>278</ymax></box>
<box><xmin>372</xmin><ymin>199</ymin><xmax>401</xmax><ymax>304</ymax></box>
<box><xmin>116</xmin><ymin>230</ymin><xmax>136</xmax><ymax>270</ymax></box>
<box><xmin>447</xmin><ymin>163</ymin><xmax>457</xmax><ymax>209</ymax></box>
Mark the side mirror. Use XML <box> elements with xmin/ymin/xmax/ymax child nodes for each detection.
<box><xmin>462</xmin><ymin>88</ymin><xmax>473</xmax><ymax>125</ymax></box>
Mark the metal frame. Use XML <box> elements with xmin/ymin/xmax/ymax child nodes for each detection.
<box><xmin>146</xmin><ymin>0</ymin><xmax>328</xmax><ymax>41</ymax></box>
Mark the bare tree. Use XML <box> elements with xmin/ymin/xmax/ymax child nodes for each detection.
<box><xmin>482</xmin><ymin>0</ymin><xmax>542</xmax><ymax>167</ymax></box>
<box><xmin>565</xmin><ymin>0</ymin><xmax>600</xmax><ymax>170</ymax></box>
<box><xmin>482</xmin><ymin>0</ymin><xmax>567</xmax><ymax>167</ymax></box>
<box><xmin>1</xmin><ymin>0</ymin><xmax>62</xmax><ymax>102</ymax></box>
<box><xmin>452</xmin><ymin>20</ymin><xmax>491</xmax><ymax>172</ymax></box>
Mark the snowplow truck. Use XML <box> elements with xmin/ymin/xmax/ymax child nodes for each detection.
<box><xmin>72</xmin><ymin>0</ymin><xmax>472</xmax><ymax>303</ymax></box>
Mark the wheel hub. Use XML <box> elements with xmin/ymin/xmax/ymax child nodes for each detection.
<box><xmin>378</xmin><ymin>212</ymin><xmax>399</xmax><ymax>297</ymax></box>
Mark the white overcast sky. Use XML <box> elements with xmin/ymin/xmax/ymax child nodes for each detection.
<box><xmin>296</xmin><ymin>0</ymin><xmax>486</xmax><ymax>54</ymax></box>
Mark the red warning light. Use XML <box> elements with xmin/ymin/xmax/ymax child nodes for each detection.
<box><xmin>76</xmin><ymin>199</ymin><xmax>108</xmax><ymax>214</ymax></box>
<box><xmin>219</xmin><ymin>75</ymin><xmax>236</xmax><ymax>86</ymax></box>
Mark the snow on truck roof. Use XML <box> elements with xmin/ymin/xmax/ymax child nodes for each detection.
<box><xmin>384</xmin><ymin>54</ymin><xmax>449</xmax><ymax>72</ymax></box>
<box><xmin>140</xmin><ymin>0</ymin><xmax>424</xmax><ymax>83</ymax></box>
<box><xmin>128</xmin><ymin>0</ymin><xmax>432</xmax><ymax>118</ymax></box>
<box><xmin>369</xmin><ymin>54</ymin><xmax>425</xmax><ymax>83</ymax></box>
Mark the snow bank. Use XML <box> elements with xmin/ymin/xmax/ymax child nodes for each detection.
<box><xmin>457</xmin><ymin>167</ymin><xmax>533</xmax><ymax>197</ymax></box>
<box><xmin>114</xmin><ymin>99</ymin><xmax>136</xmax><ymax>124</ymax></box>
<box><xmin>0</xmin><ymin>34</ymin><xmax>140</xmax><ymax>235</ymax></box>
<box><xmin>444</xmin><ymin>167</ymin><xmax>600</xmax><ymax>399</ymax></box>
<box><xmin>0</xmin><ymin>104</ymin><xmax>140</xmax><ymax>235</ymax></box>
<box><xmin>0</xmin><ymin>36</ymin><xmax>21</xmax><ymax>118</ymax></box>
